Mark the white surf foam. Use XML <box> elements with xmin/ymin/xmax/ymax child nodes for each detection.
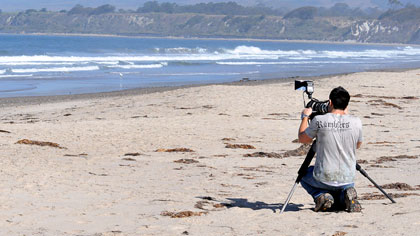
<box><xmin>12</xmin><ymin>66</ymin><xmax>100</xmax><ymax>73</ymax></box>
<box><xmin>224</xmin><ymin>45</ymin><xmax>420</xmax><ymax>60</ymax></box>
<box><xmin>0</xmin><ymin>62</ymin><xmax>76</xmax><ymax>66</ymax></box>
<box><xmin>0</xmin><ymin>74</ymin><xmax>33</xmax><ymax>78</ymax></box>
<box><xmin>216</xmin><ymin>61</ymin><xmax>352</xmax><ymax>65</ymax></box>
<box><xmin>0</xmin><ymin>46</ymin><xmax>418</xmax><ymax>68</ymax></box>
<box><xmin>109</xmin><ymin>64</ymin><xmax>164</xmax><ymax>69</ymax></box>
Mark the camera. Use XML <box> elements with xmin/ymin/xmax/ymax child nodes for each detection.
<box><xmin>295</xmin><ymin>80</ymin><xmax>329</xmax><ymax>118</ymax></box>
<box><xmin>295</xmin><ymin>80</ymin><xmax>314</xmax><ymax>98</ymax></box>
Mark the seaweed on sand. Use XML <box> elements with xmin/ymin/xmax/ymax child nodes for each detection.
<box><xmin>16</xmin><ymin>139</ymin><xmax>66</xmax><ymax>149</ymax></box>
<box><xmin>161</xmin><ymin>210</ymin><xmax>207</xmax><ymax>218</ymax></box>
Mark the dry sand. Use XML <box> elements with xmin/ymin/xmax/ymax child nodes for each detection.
<box><xmin>0</xmin><ymin>69</ymin><xmax>419</xmax><ymax>236</ymax></box>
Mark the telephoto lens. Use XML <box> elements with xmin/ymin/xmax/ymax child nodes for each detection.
<box><xmin>307</xmin><ymin>99</ymin><xmax>329</xmax><ymax>115</ymax></box>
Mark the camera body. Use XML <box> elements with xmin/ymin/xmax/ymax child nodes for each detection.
<box><xmin>295</xmin><ymin>80</ymin><xmax>329</xmax><ymax>118</ymax></box>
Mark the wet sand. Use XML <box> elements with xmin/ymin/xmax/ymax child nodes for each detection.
<box><xmin>0</xmin><ymin>72</ymin><xmax>351</xmax><ymax>108</ymax></box>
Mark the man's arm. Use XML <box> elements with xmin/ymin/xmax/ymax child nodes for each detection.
<box><xmin>298</xmin><ymin>108</ymin><xmax>313</xmax><ymax>144</ymax></box>
<box><xmin>357</xmin><ymin>117</ymin><xmax>363</xmax><ymax>149</ymax></box>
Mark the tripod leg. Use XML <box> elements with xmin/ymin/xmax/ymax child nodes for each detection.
<box><xmin>280</xmin><ymin>181</ymin><xmax>298</xmax><ymax>214</ymax></box>
<box><xmin>281</xmin><ymin>142</ymin><xmax>316</xmax><ymax>214</ymax></box>
<box><xmin>356</xmin><ymin>164</ymin><xmax>396</xmax><ymax>203</ymax></box>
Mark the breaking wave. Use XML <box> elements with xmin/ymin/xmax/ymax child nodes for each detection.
<box><xmin>108</xmin><ymin>63</ymin><xmax>166</xmax><ymax>69</ymax></box>
<box><xmin>12</xmin><ymin>66</ymin><xmax>100</xmax><ymax>73</ymax></box>
<box><xmin>0</xmin><ymin>46</ymin><xmax>418</xmax><ymax>68</ymax></box>
<box><xmin>224</xmin><ymin>45</ymin><xmax>420</xmax><ymax>59</ymax></box>
<box><xmin>0</xmin><ymin>74</ymin><xmax>33</xmax><ymax>78</ymax></box>
<box><xmin>216</xmin><ymin>61</ymin><xmax>353</xmax><ymax>65</ymax></box>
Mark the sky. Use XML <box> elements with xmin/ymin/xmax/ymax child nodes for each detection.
<box><xmin>0</xmin><ymin>0</ymin><xmax>418</xmax><ymax>12</ymax></box>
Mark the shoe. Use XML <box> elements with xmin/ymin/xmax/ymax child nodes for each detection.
<box><xmin>314</xmin><ymin>193</ymin><xmax>334</xmax><ymax>212</ymax></box>
<box><xmin>344</xmin><ymin>187</ymin><xmax>362</xmax><ymax>212</ymax></box>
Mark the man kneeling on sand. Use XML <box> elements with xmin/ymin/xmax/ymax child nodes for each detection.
<box><xmin>298</xmin><ymin>86</ymin><xmax>363</xmax><ymax>212</ymax></box>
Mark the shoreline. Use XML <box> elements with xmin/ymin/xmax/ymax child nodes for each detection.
<box><xmin>0</xmin><ymin>72</ymin><xmax>353</xmax><ymax>108</ymax></box>
<box><xmin>1</xmin><ymin>66</ymin><xmax>418</xmax><ymax>108</ymax></box>
<box><xmin>1</xmin><ymin>32</ymin><xmax>418</xmax><ymax>47</ymax></box>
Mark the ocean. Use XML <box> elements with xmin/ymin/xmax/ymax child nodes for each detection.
<box><xmin>0</xmin><ymin>34</ymin><xmax>419</xmax><ymax>98</ymax></box>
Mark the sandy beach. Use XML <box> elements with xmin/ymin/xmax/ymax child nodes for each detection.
<box><xmin>0</xmin><ymin>69</ymin><xmax>419</xmax><ymax>236</ymax></box>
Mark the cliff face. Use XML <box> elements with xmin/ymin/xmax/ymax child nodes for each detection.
<box><xmin>0</xmin><ymin>11</ymin><xmax>419</xmax><ymax>44</ymax></box>
<box><xmin>347</xmin><ymin>19</ymin><xmax>420</xmax><ymax>44</ymax></box>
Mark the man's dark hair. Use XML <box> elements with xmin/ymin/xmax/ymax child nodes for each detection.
<box><xmin>329</xmin><ymin>86</ymin><xmax>350</xmax><ymax>110</ymax></box>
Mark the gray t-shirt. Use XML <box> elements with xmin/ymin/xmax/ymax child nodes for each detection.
<box><xmin>305</xmin><ymin>113</ymin><xmax>363</xmax><ymax>186</ymax></box>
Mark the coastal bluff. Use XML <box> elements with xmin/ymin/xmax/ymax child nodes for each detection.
<box><xmin>0</xmin><ymin>7</ymin><xmax>419</xmax><ymax>44</ymax></box>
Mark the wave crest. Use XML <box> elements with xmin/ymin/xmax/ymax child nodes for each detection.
<box><xmin>12</xmin><ymin>66</ymin><xmax>100</xmax><ymax>73</ymax></box>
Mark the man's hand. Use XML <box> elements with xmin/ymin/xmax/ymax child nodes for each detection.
<box><xmin>302</xmin><ymin>107</ymin><xmax>312</xmax><ymax>117</ymax></box>
<box><xmin>298</xmin><ymin>108</ymin><xmax>313</xmax><ymax>144</ymax></box>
